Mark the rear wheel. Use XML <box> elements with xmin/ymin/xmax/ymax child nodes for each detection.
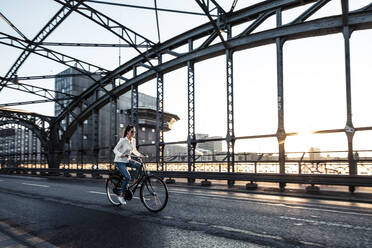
<box><xmin>140</xmin><ymin>175</ymin><xmax>168</xmax><ymax>212</ymax></box>
<box><xmin>106</xmin><ymin>179</ymin><xmax>121</xmax><ymax>206</ymax></box>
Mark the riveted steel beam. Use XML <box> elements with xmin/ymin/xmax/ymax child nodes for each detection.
<box><xmin>0</xmin><ymin>0</ymin><xmax>84</xmax><ymax>92</ymax></box>
<box><xmin>156</xmin><ymin>55</ymin><xmax>164</xmax><ymax>171</ymax></box>
<box><xmin>195</xmin><ymin>0</ymin><xmax>227</xmax><ymax>49</ymax></box>
<box><xmin>0</xmin><ymin>98</ymin><xmax>74</xmax><ymax>108</ymax></box>
<box><xmin>39</xmin><ymin>42</ymin><xmax>150</xmax><ymax>48</ymax></box>
<box><xmin>226</xmin><ymin>24</ymin><xmax>235</xmax><ymax>187</ymax></box>
<box><xmin>85</xmin><ymin>0</ymin><xmax>215</xmax><ymax>17</ymax></box>
<box><xmin>275</xmin><ymin>9</ymin><xmax>287</xmax><ymax>192</ymax></box>
<box><xmin>187</xmin><ymin>39</ymin><xmax>196</xmax><ymax>182</ymax></box>
<box><xmin>59</xmin><ymin>11</ymin><xmax>372</xmax><ymax>144</ymax></box>
<box><xmin>0</xmin><ymin>32</ymin><xmax>108</xmax><ymax>79</ymax></box>
<box><xmin>54</xmin><ymin>0</ymin><xmax>156</xmax><ymax>68</ymax></box>
<box><xmin>130</xmin><ymin>66</ymin><xmax>139</xmax><ymax>144</ymax></box>
<box><xmin>54</xmin><ymin>0</ymin><xmax>319</xmax><ymax>127</ymax></box>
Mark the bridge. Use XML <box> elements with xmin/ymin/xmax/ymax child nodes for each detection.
<box><xmin>1</xmin><ymin>0</ymin><xmax>372</xmax><ymax>247</ymax></box>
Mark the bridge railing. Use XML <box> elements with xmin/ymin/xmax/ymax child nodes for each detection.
<box><xmin>2</xmin><ymin>150</ymin><xmax>372</xmax><ymax>192</ymax></box>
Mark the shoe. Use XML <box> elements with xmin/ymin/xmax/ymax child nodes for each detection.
<box><xmin>118</xmin><ymin>196</ymin><xmax>127</xmax><ymax>205</ymax></box>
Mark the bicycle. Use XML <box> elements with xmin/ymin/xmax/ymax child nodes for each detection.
<box><xmin>105</xmin><ymin>156</ymin><xmax>168</xmax><ymax>212</ymax></box>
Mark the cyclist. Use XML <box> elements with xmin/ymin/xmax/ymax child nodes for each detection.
<box><xmin>113</xmin><ymin>124</ymin><xmax>144</xmax><ymax>205</ymax></box>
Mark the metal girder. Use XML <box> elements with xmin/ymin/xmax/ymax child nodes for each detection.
<box><xmin>0</xmin><ymin>109</ymin><xmax>52</xmax><ymax>150</ymax></box>
<box><xmin>58</xmin><ymin>10</ymin><xmax>372</xmax><ymax>143</ymax></box>
<box><xmin>341</xmin><ymin>0</ymin><xmax>356</xmax><ymax>181</ymax></box>
<box><xmin>0</xmin><ymin>32</ymin><xmax>108</xmax><ymax>79</ymax></box>
<box><xmin>187</xmin><ymin>40</ymin><xmax>196</xmax><ymax>178</ymax></box>
<box><xmin>1</xmin><ymin>73</ymin><xmax>104</xmax><ymax>81</ymax></box>
<box><xmin>40</xmin><ymin>42</ymin><xmax>151</xmax><ymax>48</ymax></box>
<box><xmin>130</xmin><ymin>66</ymin><xmax>139</xmax><ymax>139</ymax></box>
<box><xmin>86</xmin><ymin>0</ymin><xmax>217</xmax><ymax>17</ymax></box>
<box><xmin>341</xmin><ymin>0</ymin><xmax>350</xmax><ymax>25</ymax></box>
<box><xmin>154</xmin><ymin>0</ymin><xmax>161</xmax><ymax>43</ymax></box>
<box><xmin>226</xmin><ymin>25</ymin><xmax>235</xmax><ymax>177</ymax></box>
<box><xmin>54</xmin><ymin>0</ymin><xmax>319</xmax><ymax>128</ymax></box>
<box><xmin>0</xmin><ymin>11</ymin><xmax>28</xmax><ymax>40</ymax></box>
<box><xmin>195</xmin><ymin>0</ymin><xmax>228</xmax><ymax>48</ymax></box>
<box><xmin>290</xmin><ymin>0</ymin><xmax>331</xmax><ymax>24</ymax></box>
<box><xmin>0</xmin><ymin>107</ymin><xmax>54</xmax><ymax>123</ymax></box>
<box><xmin>0</xmin><ymin>98</ymin><xmax>74</xmax><ymax>107</ymax></box>
<box><xmin>238</xmin><ymin>10</ymin><xmax>276</xmax><ymax>37</ymax></box>
<box><xmin>207</xmin><ymin>0</ymin><xmax>226</xmax><ymax>15</ymax></box>
<box><xmin>53</xmin><ymin>0</ymin><xmax>156</xmax><ymax>60</ymax></box>
<box><xmin>230</xmin><ymin>0</ymin><xmax>239</xmax><ymax>13</ymax></box>
<box><xmin>0</xmin><ymin>0</ymin><xmax>84</xmax><ymax>92</ymax></box>
<box><xmin>1</xmin><ymin>82</ymin><xmax>74</xmax><ymax>102</ymax></box>
<box><xmin>275</xmin><ymin>10</ymin><xmax>286</xmax><ymax>183</ymax></box>
<box><xmin>0</xmin><ymin>76</ymin><xmax>74</xmax><ymax>97</ymax></box>
<box><xmin>0</xmin><ymin>118</ymin><xmax>47</xmax><ymax>148</ymax></box>
<box><xmin>92</xmin><ymin>108</ymin><xmax>99</xmax><ymax>169</ymax></box>
<box><xmin>155</xmin><ymin>56</ymin><xmax>164</xmax><ymax>171</ymax></box>
<box><xmin>108</xmin><ymin>89</ymin><xmax>117</xmax><ymax>166</ymax></box>
<box><xmin>197</xmin><ymin>31</ymin><xmax>218</xmax><ymax>50</ymax></box>
<box><xmin>0</xmin><ymin>32</ymin><xmax>113</xmax><ymax>102</ymax></box>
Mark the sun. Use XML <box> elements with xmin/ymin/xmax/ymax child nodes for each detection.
<box><xmin>286</xmin><ymin>129</ymin><xmax>316</xmax><ymax>153</ymax></box>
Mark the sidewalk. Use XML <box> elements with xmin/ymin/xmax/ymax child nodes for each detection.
<box><xmin>169</xmin><ymin>178</ymin><xmax>372</xmax><ymax>204</ymax></box>
<box><xmin>0</xmin><ymin>221</ymin><xmax>57</xmax><ymax>248</ymax></box>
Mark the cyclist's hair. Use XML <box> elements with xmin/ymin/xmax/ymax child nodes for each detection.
<box><xmin>122</xmin><ymin>124</ymin><xmax>135</xmax><ymax>138</ymax></box>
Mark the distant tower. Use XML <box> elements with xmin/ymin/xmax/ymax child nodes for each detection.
<box><xmin>309</xmin><ymin>147</ymin><xmax>321</xmax><ymax>160</ymax></box>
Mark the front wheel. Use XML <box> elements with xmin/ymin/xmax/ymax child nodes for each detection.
<box><xmin>140</xmin><ymin>175</ymin><xmax>168</xmax><ymax>212</ymax></box>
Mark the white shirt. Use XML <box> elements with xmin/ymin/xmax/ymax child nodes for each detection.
<box><xmin>113</xmin><ymin>137</ymin><xmax>141</xmax><ymax>163</ymax></box>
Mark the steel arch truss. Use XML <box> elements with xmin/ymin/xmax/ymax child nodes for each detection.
<box><xmin>2</xmin><ymin>0</ymin><xmax>372</xmax><ymax>189</ymax></box>
<box><xmin>0</xmin><ymin>0</ymin><xmax>84</xmax><ymax>92</ymax></box>
<box><xmin>0</xmin><ymin>108</ymin><xmax>53</xmax><ymax>147</ymax></box>
<box><xmin>52</xmin><ymin>0</ymin><xmax>372</xmax><ymax>184</ymax></box>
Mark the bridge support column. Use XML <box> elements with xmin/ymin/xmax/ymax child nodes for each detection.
<box><xmin>156</xmin><ymin>55</ymin><xmax>164</xmax><ymax>172</ymax></box>
<box><xmin>46</xmin><ymin>124</ymin><xmax>63</xmax><ymax>172</ymax></box>
<box><xmin>187</xmin><ymin>39</ymin><xmax>196</xmax><ymax>183</ymax></box>
<box><xmin>76</xmin><ymin>109</ymin><xmax>86</xmax><ymax>178</ymax></box>
<box><xmin>109</xmin><ymin>91</ymin><xmax>118</xmax><ymax>170</ymax></box>
<box><xmin>131</xmin><ymin>66</ymin><xmax>139</xmax><ymax>145</ymax></box>
<box><xmin>226</xmin><ymin>25</ymin><xmax>235</xmax><ymax>188</ymax></box>
<box><xmin>341</xmin><ymin>3</ymin><xmax>357</xmax><ymax>193</ymax></box>
<box><xmin>276</xmin><ymin>10</ymin><xmax>287</xmax><ymax>192</ymax></box>
<box><xmin>91</xmin><ymin>109</ymin><xmax>101</xmax><ymax>178</ymax></box>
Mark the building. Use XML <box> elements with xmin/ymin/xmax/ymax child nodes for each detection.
<box><xmin>309</xmin><ymin>147</ymin><xmax>321</xmax><ymax>160</ymax></box>
<box><xmin>195</xmin><ymin>133</ymin><xmax>223</xmax><ymax>154</ymax></box>
<box><xmin>0</xmin><ymin>125</ymin><xmax>42</xmax><ymax>167</ymax></box>
<box><xmin>55</xmin><ymin>68</ymin><xmax>179</xmax><ymax>162</ymax></box>
<box><xmin>164</xmin><ymin>144</ymin><xmax>204</xmax><ymax>156</ymax></box>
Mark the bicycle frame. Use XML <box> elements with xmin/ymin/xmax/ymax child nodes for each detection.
<box><xmin>123</xmin><ymin>158</ymin><xmax>151</xmax><ymax>196</ymax></box>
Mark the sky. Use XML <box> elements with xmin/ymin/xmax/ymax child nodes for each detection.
<box><xmin>1</xmin><ymin>0</ymin><xmax>372</xmax><ymax>155</ymax></box>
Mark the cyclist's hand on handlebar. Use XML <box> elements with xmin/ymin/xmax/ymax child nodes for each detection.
<box><xmin>121</xmin><ymin>154</ymin><xmax>129</xmax><ymax>158</ymax></box>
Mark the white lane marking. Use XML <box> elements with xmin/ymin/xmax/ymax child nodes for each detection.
<box><xmin>169</xmin><ymin>189</ymin><xmax>372</xmax><ymax>217</ymax></box>
<box><xmin>279</xmin><ymin>216</ymin><xmax>372</xmax><ymax>231</ymax></box>
<box><xmin>299</xmin><ymin>241</ymin><xmax>324</xmax><ymax>247</ymax></box>
<box><xmin>88</xmin><ymin>191</ymin><xmax>139</xmax><ymax>199</ymax></box>
<box><xmin>0</xmin><ymin>175</ymin><xmax>44</xmax><ymax>180</ymax></box>
<box><xmin>212</xmin><ymin>225</ymin><xmax>283</xmax><ymax>241</ymax></box>
<box><xmin>89</xmin><ymin>191</ymin><xmax>106</xmax><ymax>195</ymax></box>
<box><xmin>212</xmin><ymin>225</ymin><xmax>323</xmax><ymax>247</ymax></box>
<box><xmin>21</xmin><ymin>183</ymin><xmax>49</xmax><ymax>188</ymax></box>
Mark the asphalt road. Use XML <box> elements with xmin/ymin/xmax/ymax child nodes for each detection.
<box><xmin>0</xmin><ymin>174</ymin><xmax>372</xmax><ymax>248</ymax></box>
